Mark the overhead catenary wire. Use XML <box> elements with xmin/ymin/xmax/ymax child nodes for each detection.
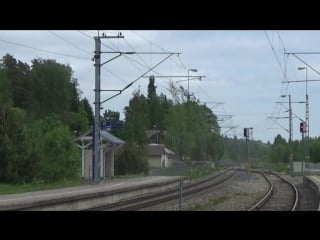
<box><xmin>49</xmin><ymin>31</ymin><xmax>92</xmax><ymax>55</ymax></box>
<box><xmin>93</xmin><ymin>31</ymin><xmax>181</xmax><ymax>97</ymax></box>
<box><xmin>100</xmin><ymin>53</ymin><xmax>175</xmax><ymax>104</ymax></box>
<box><xmin>264</xmin><ymin>31</ymin><xmax>292</xmax><ymax>132</ymax></box>
<box><xmin>0</xmin><ymin>38</ymin><xmax>91</xmax><ymax>60</ymax></box>
<box><xmin>78</xmin><ymin>30</ymin><xmax>96</xmax><ymax>39</ymax></box>
<box><xmin>131</xmin><ymin>30</ymin><xmax>186</xmax><ymax>71</ymax></box>
<box><xmin>290</xmin><ymin>53</ymin><xmax>320</xmax><ymax>76</ymax></box>
<box><xmin>264</xmin><ymin>30</ymin><xmax>289</xmax><ymax>82</ymax></box>
<box><xmin>131</xmin><ymin>31</ymin><xmax>168</xmax><ymax>52</ymax></box>
<box><xmin>100</xmin><ymin>33</ymin><xmax>173</xmax><ymax>93</ymax></box>
<box><xmin>121</xmin><ymin>37</ymin><xmax>181</xmax><ymax>92</ymax></box>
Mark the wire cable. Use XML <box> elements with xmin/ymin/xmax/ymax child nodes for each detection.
<box><xmin>0</xmin><ymin>38</ymin><xmax>90</xmax><ymax>60</ymax></box>
<box><xmin>49</xmin><ymin>31</ymin><xmax>91</xmax><ymax>55</ymax></box>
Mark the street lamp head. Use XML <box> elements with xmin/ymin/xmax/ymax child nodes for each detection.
<box><xmin>189</xmin><ymin>69</ymin><xmax>198</xmax><ymax>72</ymax></box>
<box><xmin>281</xmin><ymin>95</ymin><xmax>287</xmax><ymax>98</ymax></box>
<box><xmin>298</xmin><ymin>67</ymin><xmax>306</xmax><ymax>70</ymax></box>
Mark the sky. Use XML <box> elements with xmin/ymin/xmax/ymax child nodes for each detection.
<box><xmin>1</xmin><ymin>30</ymin><xmax>320</xmax><ymax>144</ymax></box>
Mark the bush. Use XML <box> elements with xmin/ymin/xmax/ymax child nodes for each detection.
<box><xmin>115</xmin><ymin>144</ymin><xmax>149</xmax><ymax>176</ymax></box>
<box><xmin>26</xmin><ymin>115</ymin><xmax>80</xmax><ymax>183</ymax></box>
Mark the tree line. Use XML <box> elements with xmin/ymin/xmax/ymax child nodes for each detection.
<box><xmin>223</xmin><ymin>133</ymin><xmax>320</xmax><ymax>169</ymax></box>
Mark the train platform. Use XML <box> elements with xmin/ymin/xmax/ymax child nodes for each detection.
<box><xmin>303</xmin><ymin>175</ymin><xmax>320</xmax><ymax>210</ymax></box>
<box><xmin>0</xmin><ymin>176</ymin><xmax>185</xmax><ymax>210</ymax></box>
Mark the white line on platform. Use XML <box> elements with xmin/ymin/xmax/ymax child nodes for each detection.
<box><xmin>310</xmin><ymin>176</ymin><xmax>320</xmax><ymax>183</ymax></box>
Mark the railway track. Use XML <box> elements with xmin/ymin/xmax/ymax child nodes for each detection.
<box><xmin>84</xmin><ymin>168</ymin><xmax>239</xmax><ymax>211</ymax></box>
<box><xmin>249</xmin><ymin>171</ymin><xmax>298</xmax><ymax>211</ymax></box>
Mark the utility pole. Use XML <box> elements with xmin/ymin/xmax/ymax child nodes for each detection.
<box><xmin>281</xmin><ymin>94</ymin><xmax>293</xmax><ymax>174</ymax></box>
<box><xmin>93</xmin><ymin>33</ymin><xmax>124</xmax><ymax>183</ymax></box>
<box><xmin>289</xmin><ymin>94</ymin><xmax>293</xmax><ymax>173</ymax></box>
<box><xmin>284</xmin><ymin>52</ymin><xmax>320</xmax><ymax>169</ymax></box>
<box><xmin>244</xmin><ymin>128</ymin><xmax>251</xmax><ymax>178</ymax></box>
<box><xmin>301</xmin><ymin>125</ymin><xmax>305</xmax><ymax>173</ymax></box>
<box><xmin>93</xmin><ymin>35</ymin><xmax>102</xmax><ymax>183</ymax></box>
<box><xmin>298</xmin><ymin>66</ymin><xmax>309</xmax><ymax>170</ymax></box>
<box><xmin>92</xmin><ymin>33</ymin><xmax>180</xmax><ymax>182</ymax></box>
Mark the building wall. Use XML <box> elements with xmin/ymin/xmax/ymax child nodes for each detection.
<box><xmin>293</xmin><ymin>161</ymin><xmax>306</xmax><ymax>173</ymax></box>
<box><xmin>105</xmin><ymin>148</ymin><xmax>114</xmax><ymax>179</ymax></box>
<box><xmin>148</xmin><ymin>156</ymin><xmax>161</xmax><ymax>168</ymax></box>
<box><xmin>161</xmin><ymin>154</ymin><xmax>171</xmax><ymax>167</ymax></box>
<box><xmin>82</xmin><ymin>148</ymin><xmax>116</xmax><ymax>180</ymax></box>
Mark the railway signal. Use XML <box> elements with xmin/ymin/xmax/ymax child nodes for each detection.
<box><xmin>300</xmin><ymin>122</ymin><xmax>305</xmax><ymax>133</ymax></box>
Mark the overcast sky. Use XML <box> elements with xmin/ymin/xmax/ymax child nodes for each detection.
<box><xmin>1</xmin><ymin>30</ymin><xmax>320</xmax><ymax>143</ymax></box>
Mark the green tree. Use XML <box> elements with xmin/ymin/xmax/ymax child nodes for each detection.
<box><xmin>0</xmin><ymin>67</ymin><xmax>12</xmax><ymax>106</ymax></box>
<box><xmin>0</xmin><ymin>67</ymin><xmax>28</xmax><ymax>182</ymax></box>
<box><xmin>122</xmin><ymin>90</ymin><xmax>149</xmax><ymax>145</ymax></box>
<box><xmin>103</xmin><ymin>109</ymin><xmax>122</xmax><ymax>137</ymax></box>
<box><xmin>0</xmin><ymin>106</ymin><xmax>29</xmax><ymax>182</ymax></box>
<box><xmin>81</xmin><ymin>97</ymin><xmax>94</xmax><ymax>125</ymax></box>
<box><xmin>2</xmin><ymin>54</ymin><xmax>30</xmax><ymax>109</ymax></box>
<box><xmin>30</xmin><ymin>115</ymin><xmax>80</xmax><ymax>182</ymax></box>
<box><xmin>310</xmin><ymin>137</ymin><xmax>320</xmax><ymax>163</ymax></box>
<box><xmin>164</xmin><ymin>83</ymin><xmax>223</xmax><ymax>162</ymax></box>
<box><xmin>270</xmin><ymin>134</ymin><xmax>289</xmax><ymax>164</ymax></box>
<box><xmin>114</xmin><ymin>144</ymin><xmax>148</xmax><ymax>175</ymax></box>
<box><xmin>147</xmin><ymin>76</ymin><xmax>161</xmax><ymax>132</ymax></box>
<box><xmin>28</xmin><ymin>59</ymin><xmax>74</xmax><ymax>119</ymax></box>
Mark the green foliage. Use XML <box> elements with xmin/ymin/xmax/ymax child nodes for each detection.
<box><xmin>269</xmin><ymin>134</ymin><xmax>289</xmax><ymax>163</ymax></box>
<box><xmin>147</xmin><ymin>75</ymin><xmax>157</xmax><ymax>99</ymax></box>
<box><xmin>0</xmin><ymin>178</ymin><xmax>88</xmax><ymax>194</ymax></box>
<box><xmin>28</xmin><ymin>59</ymin><xmax>72</xmax><ymax>118</ymax></box>
<box><xmin>2</xmin><ymin>54</ymin><xmax>30</xmax><ymax>109</ymax></box>
<box><xmin>103</xmin><ymin>109</ymin><xmax>122</xmax><ymax>138</ymax></box>
<box><xmin>122</xmin><ymin>91</ymin><xmax>149</xmax><ymax>145</ymax></box>
<box><xmin>310</xmin><ymin>137</ymin><xmax>320</xmax><ymax>163</ymax></box>
<box><xmin>121</xmin><ymin>80</ymin><xmax>223</xmax><ymax>165</ymax></box>
<box><xmin>0</xmin><ymin>68</ymin><xmax>12</xmax><ymax>106</ymax></box>
<box><xmin>0</xmin><ymin>54</ymin><xmax>90</xmax><ymax>184</ymax></box>
<box><xmin>222</xmin><ymin>136</ymin><xmax>272</xmax><ymax>168</ymax></box>
<box><xmin>164</xmin><ymin>86</ymin><xmax>223</xmax><ymax>162</ymax></box>
<box><xmin>221</xmin><ymin>133</ymin><xmax>320</xmax><ymax>170</ymax></box>
<box><xmin>27</xmin><ymin>115</ymin><xmax>80</xmax><ymax>182</ymax></box>
<box><xmin>0</xmin><ymin>105</ymin><xmax>29</xmax><ymax>182</ymax></box>
<box><xmin>189</xmin><ymin>166</ymin><xmax>216</xmax><ymax>179</ymax></box>
<box><xmin>63</xmin><ymin>105</ymin><xmax>89</xmax><ymax>134</ymax></box>
<box><xmin>114</xmin><ymin>144</ymin><xmax>148</xmax><ymax>175</ymax></box>
<box><xmin>81</xmin><ymin>97</ymin><xmax>94</xmax><ymax>126</ymax></box>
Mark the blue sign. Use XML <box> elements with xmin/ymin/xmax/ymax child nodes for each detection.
<box><xmin>101</xmin><ymin>120</ymin><xmax>111</xmax><ymax>130</ymax></box>
<box><xmin>101</xmin><ymin>120</ymin><xmax>123</xmax><ymax>130</ymax></box>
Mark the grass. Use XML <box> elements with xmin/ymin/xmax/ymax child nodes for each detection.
<box><xmin>189</xmin><ymin>166</ymin><xmax>218</xmax><ymax>180</ymax></box>
<box><xmin>185</xmin><ymin>196</ymin><xmax>229</xmax><ymax>211</ymax></box>
<box><xmin>0</xmin><ymin>178</ymin><xmax>90</xmax><ymax>195</ymax></box>
<box><xmin>234</xmin><ymin>192</ymin><xmax>249</xmax><ymax>197</ymax></box>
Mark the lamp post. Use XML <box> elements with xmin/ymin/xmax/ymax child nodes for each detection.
<box><xmin>298</xmin><ymin>66</ymin><xmax>309</xmax><ymax>171</ymax></box>
<box><xmin>281</xmin><ymin>94</ymin><xmax>293</xmax><ymax>174</ymax></box>
<box><xmin>187</xmin><ymin>69</ymin><xmax>198</xmax><ymax>101</ymax></box>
